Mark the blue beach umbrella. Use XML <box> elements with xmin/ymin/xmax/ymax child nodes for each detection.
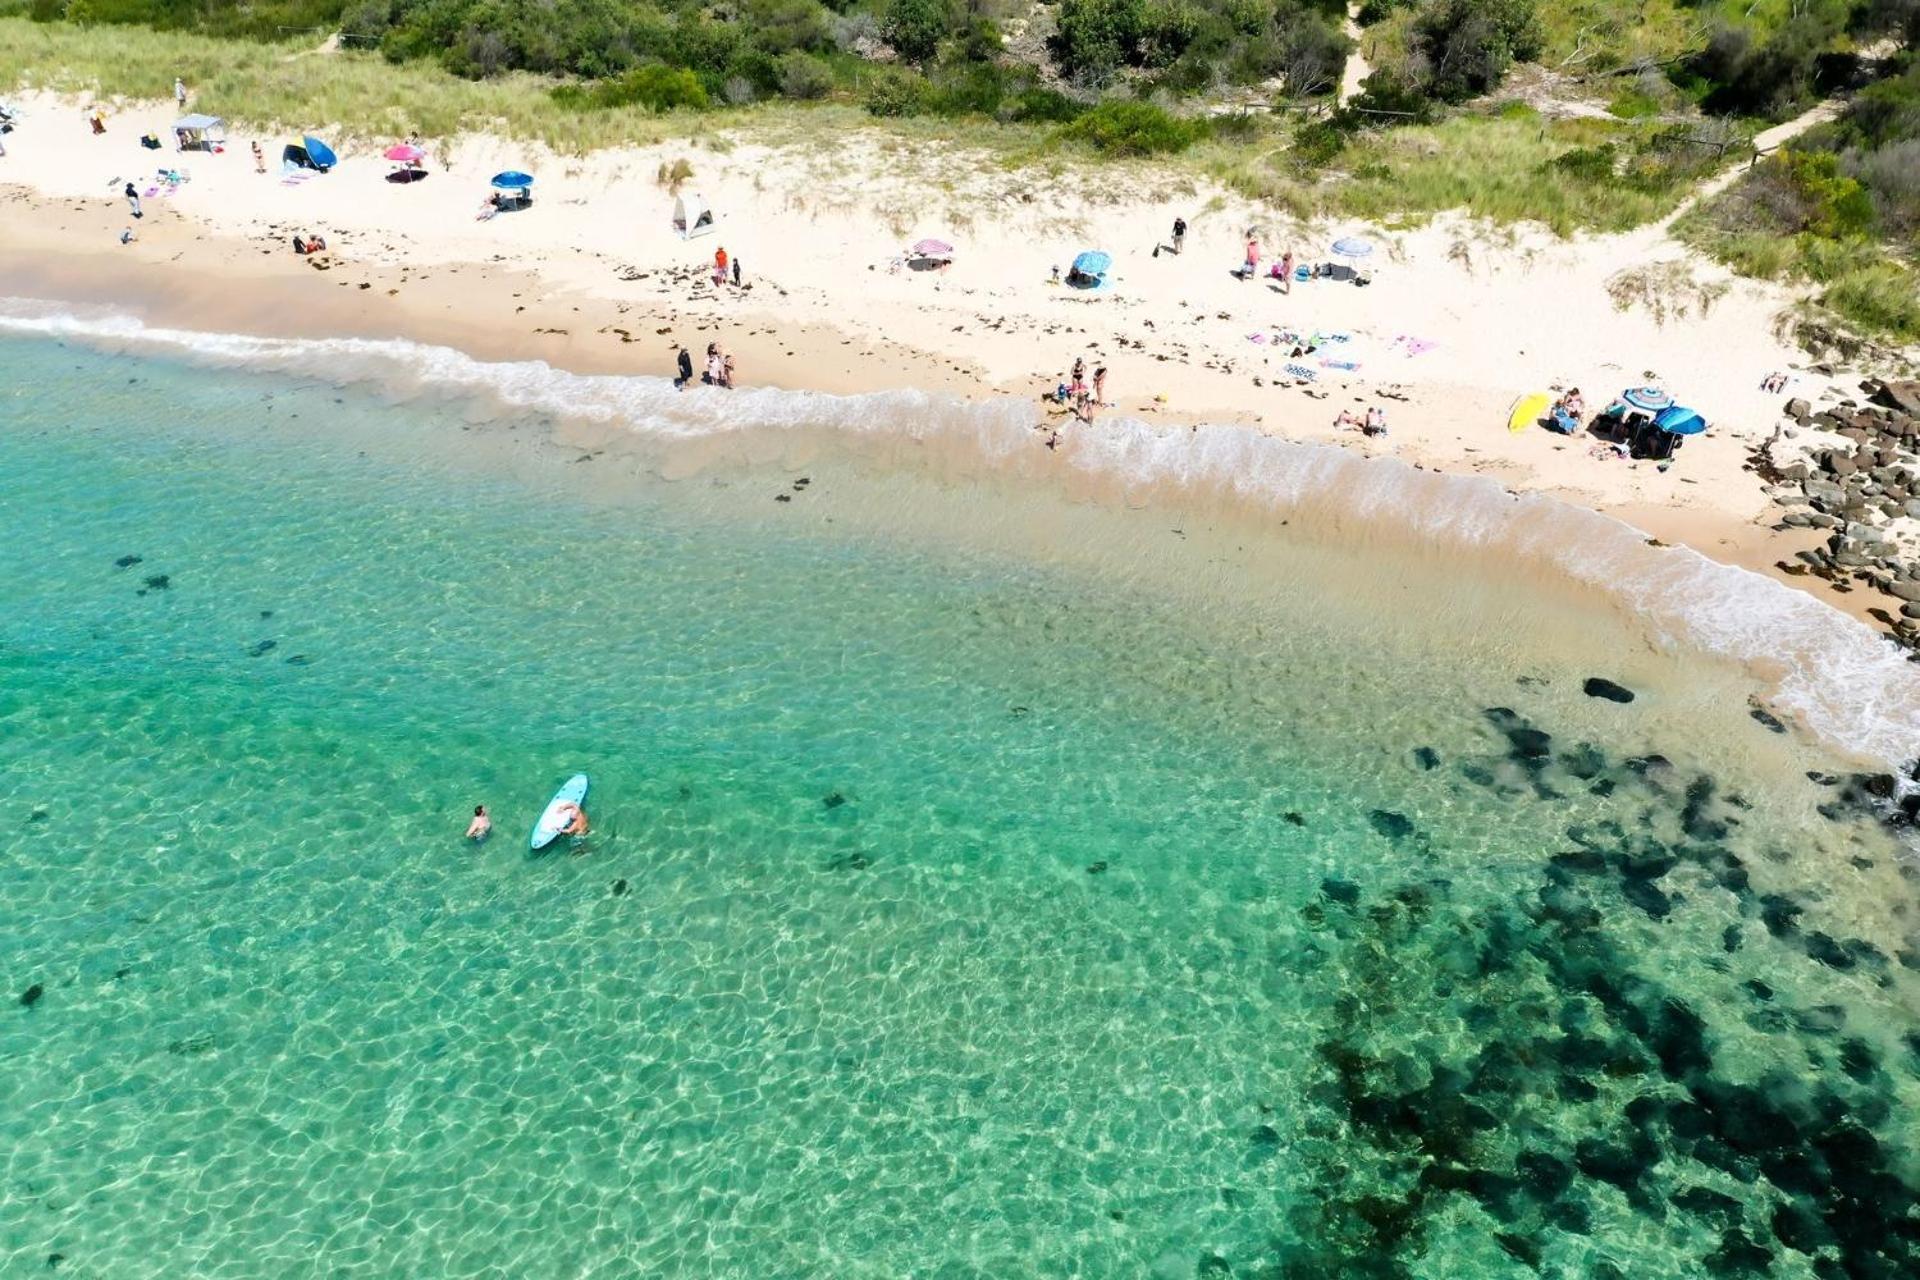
<box><xmin>302</xmin><ymin>135</ymin><xmax>337</xmax><ymax>169</ymax></box>
<box><xmin>491</xmin><ymin>171</ymin><xmax>535</xmax><ymax>191</ymax></box>
<box><xmin>1621</xmin><ymin>386</ymin><xmax>1674</xmax><ymax>413</ymax></box>
<box><xmin>1071</xmin><ymin>250</ymin><xmax>1111</xmax><ymax>278</ymax></box>
<box><xmin>1331</xmin><ymin>236</ymin><xmax>1374</xmax><ymax>260</ymax></box>
<box><xmin>1655</xmin><ymin>406</ymin><xmax>1707</xmax><ymax>435</ymax></box>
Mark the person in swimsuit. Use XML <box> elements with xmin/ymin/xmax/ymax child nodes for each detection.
<box><xmin>675</xmin><ymin>346</ymin><xmax>694</xmax><ymax>389</ymax></box>
<box><xmin>553</xmin><ymin>801</ymin><xmax>590</xmax><ymax>837</ymax></box>
<box><xmin>466</xmin><ymin>805</ymin><xmax>491</xmax><ymax>841</ymax></box>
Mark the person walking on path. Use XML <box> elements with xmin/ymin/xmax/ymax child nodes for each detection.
<box><xmin>174</xmin><ymin>78</ymin><xmax>188</xmax><ymax>110</ymax></box>
<box><xmin>124</xmin><ymin>182</ymin><xmax>142</xmax><ymax>219</ymax></box>
<box><xmin>1278</xmin><ymin>249</ymin><xmax>1294</xmax><ymax>294</ymax></box>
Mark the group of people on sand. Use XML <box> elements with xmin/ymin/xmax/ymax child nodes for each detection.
<box><xmin>711</xmin><ymin>245</ymin><xmax>743</xmax><ymax>289</ymax></box>
<box><xmin>1052</xmin><ymin>356</ymin><xmax>1109</xmax><ymax>423</ymax></box>
<box><xmin>1333</xmin><ymin>405</ymin><xmax>1389</xmax><ymax>437</ymax></box>
<box><xmin>675</xmin><ymin>342</ymin><xmax>737</xmax><ymax>389</ymax></box>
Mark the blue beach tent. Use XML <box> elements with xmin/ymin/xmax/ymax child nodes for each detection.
<box><xmin>1067</xmin><ymin>250</ymin><xmax>1112</xmax><ymax>291</ymax></box>
<box><xmin>301</xmin><ymin>135</ymin><xmax>337</xmax><ymax>170</ymax></box>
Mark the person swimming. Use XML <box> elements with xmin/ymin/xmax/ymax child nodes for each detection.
<box><xmin>466</xmin><ymin>804</ymin><xmax>491</xmax><ymax>841</ymax></box>
<box><xmin>553</xmin><ymin>801</ymin><xmax>590</xmax><ymax>837</ymax></box>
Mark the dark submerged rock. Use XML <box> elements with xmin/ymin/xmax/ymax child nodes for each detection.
<box><xmin>142</xmin><ymin>574</ymin><xmax>170</xmax><ymax>591</ymax></box>
<box><xmin>822</xmin><ymin>791</ymin><xmax>846</xmax><ymax>809</ymax></box>
<box><xmin>1705</xmin><ymin>1228</ymin><xmax>1774</xmax><ymax>1276</ymax></box>
<box><xmin>1086</xmin><ymin>861</ymin><xmax>1108</xmax><ymax>875</ymax></box>
<box><xmin>20</xmin><ymin>982</ymin><xmax>43</xmax><ymax>1008</ymax></box>
<box><xmin>1412</xmin><ymin>746</ymin><xmax>1440</xmax><ymax>771</ymax></box>
<box><xmin>1367</xmin><ymin>810</ymin><xmax>1416</xmax><ymax>842</ymax></box>
<box><xmin>1583</xmin><ymin>677</ymin><xmax>1636</xmax><ymax>703</ymax></box>
<box><xmin>113</xmin><ymin>554</ymin><xmax>141</xmax><ymax>569</ymax></box>
<box><xmin>1320</xmin><ymin>877</ymin><xmax>1361</xmax><ymax>907</ymax></box>
<box><xmin>611</xmin><ymin>878</ymin><xmax>628</xmax><ymax>897</ymax></box>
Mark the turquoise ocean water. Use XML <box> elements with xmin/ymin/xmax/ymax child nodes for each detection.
<box><xmin>2</xmin><ymin>322</ymin><xmax>1917</xmax><ymax>1278</ymax></box>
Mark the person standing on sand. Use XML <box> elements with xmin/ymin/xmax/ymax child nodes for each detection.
<box><xmin>251</xmin><ymin>140</ymin><xmax>265</xmax><ymax>173</ymax></box>
<box><xmin>675</xmin><ymin>345</ymin><xmax>694</xmax><ymax>390</ymax></box>
<box><xmin>124</xmin><ymin>182</ymin><xmax>142</xmax><ymax>219</ymax></box>
<box><xmin>1279</xmin><ymin>249</ymin><xmax>1294</xmax><ymax>294</ymax></box>
<box><xmin>731</xmin><ymin>256</ymin><xmax>741</xmax><ymax>288</ymax></box>
<box><xmin>1172</xmin><ymin>216</ymin><xmax>1186</xmax><ymax>255</ymax></box>
<box><xmin>174</xmin><ymin>78</ymin><xmax>187</xmax><ymax>110</ymax></box>
<box><xmin>1093</xmin><ymin>366</ymin><xmax>1107</xmax><ymax>407</ymax></box>
<box><xmin>721</xmin><ymin>351</ymin><xmax>736</xmax><ymax>389</ymax></box>
<box><xmin>704</xmin><ymin>342</ymin><xmax>722</xmax><ymax>386</ymax></box>
<box><xmin>88</xmin><ymin>110</ymin><xmax>106</xmax><ymax>135</ymax></box>
<box><xmin>713</xmin><ymin>246</ymin><xmax>728</xmax><ymax>287</ymax></box>
<box><xmin>1242</xmin><ymin>235</ymin><xmax>1260</xmax><ymax>282</ymax></box>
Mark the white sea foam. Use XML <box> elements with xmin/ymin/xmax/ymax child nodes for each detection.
<box><xmin>6</xmin><ymin>296</ymin><xmax>1919</xmax><ymax>769</ymax></box>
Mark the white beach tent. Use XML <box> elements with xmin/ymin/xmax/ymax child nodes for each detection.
<box><xmin>673</xmin><ymin>192</ymin><xmax>717</xmax><ymax>239</ymax></box>
<box><xmin>173</xmin><ymin>113</ymin><xmax>226</xmax><ymax>151</ymax></box>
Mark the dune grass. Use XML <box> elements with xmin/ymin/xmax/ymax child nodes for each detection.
<box><xmin>0</xmin><ymin>17</ymin><xmax>1741</xmax><ymax>239</ymax></box>
<box><xmin>1208</xmin><ymin>110</ymin><xmax>1728</xmax><ymax>235</ymax></box>
<box><xmin>0</xmin><ymin>17</ymin><xmax>716</xmax><ymax>149</ymax></box>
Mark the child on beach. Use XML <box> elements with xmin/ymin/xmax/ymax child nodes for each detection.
<box><xmin>721</xmin><ymin>352</ymin><xmax>736</xmax><ymax>388</ymax></box>
<box><xmin>1279</xmin><ymin>250</ymin><xmax>1294</xmax><ymax>294</ymax></box>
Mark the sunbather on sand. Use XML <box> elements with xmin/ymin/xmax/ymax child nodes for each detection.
<box><xmin>1333</xmin><ymin>410</ymin><xmax>1361</xmax><ymax>430</ymax></box>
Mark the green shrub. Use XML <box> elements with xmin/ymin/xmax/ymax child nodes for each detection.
<box><xmin>880</xmin><ymin>0</ymin><xmax>952</xmax><ymax>62</ymax></box>
<box><xmin>579</xmin><ymin>64</ymin><xmax>710</xmax><ymax>111</ymax></box>
<box><xmin>1055</xmin><ymin>99</ymin><xmax>1202</xmax><ymax>154</ymax></box>
<box><xmin>1050</xmin><ymin>0</ymin><xmax>1145</xmax><ymax>84</ymax></box>
<box><xmin>1291</xmin><ymin>118</ymin><xmax>1347</xmax><ymax>168</ymax></box>
<box><xmin>1004</xmin><ymin>84</ymin><xmax>1083</xmax><ymax>123</ymax></box>
<box><xmin>776</xmin><ymin>50</ymin><xmax>834</xmax><ymax>99</ymax></box>
<box><xmin>864</xmin><ymin>67</ymin><xmax>933</xmax><ymax>116</ymax></box>
<box><xmin>1411</xmin><ymin>0</ymin><xmax>1540</xmax><ymax>102</ymax></box>
<box><xmin>1550</xmin><ymin>144</ymin><xmax>1617</xmax><ymax>183</ymax></box>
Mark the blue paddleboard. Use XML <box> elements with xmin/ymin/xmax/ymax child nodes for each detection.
<box><xmin>530</xmin><ymin>773</ymin><xmax>589</xmax><ymax>850</ymax></box>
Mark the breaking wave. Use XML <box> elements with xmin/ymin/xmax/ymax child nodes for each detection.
<box><xmin>5</xmin><ymin>296</ymin><xmax>1918</xmax><ymax>768</ymax></box>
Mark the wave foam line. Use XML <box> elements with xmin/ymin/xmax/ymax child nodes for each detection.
<box><xmin>6</xmin><ymin>297</ymin><xmax>1919</xmax><ymax>768</ymax></box>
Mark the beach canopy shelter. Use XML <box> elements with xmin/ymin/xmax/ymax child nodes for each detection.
<box><xmin>673</xmin><ymin>193</ymin><xmax>716</xmax><ymax>238</ymax></box>
<box><xmin>1655</xmin><ymin>406</ymin><xmax>1707</xmax><ymax>435</ymax></box>
<box><xmin>1067</xmin><ymin>250</ymin><xmax>1112</xmax><ymax>290</ymax></box>
<box><xmin>1508</xmin><ymin>392</ymin><xmax>1551</xmax><ymax>433</ymax></box>
<box><xmin>173</xmin><ymin>113</ymin><xmax>225</xmax><ymax>151</ymax></box>
<box><xmin>491</xmin><ymin>170</ymin><xmax>534</xmax><ymax>210</ymax></box>
<box><xmin>1332</xmin><ymin>236</ymin><xmax>1374</xmax><ymax>262</ymax></box>
<box><xmin>282</xmin><ymin>142</ymin><xmax>321</xmax><ymax>171</ymax></box>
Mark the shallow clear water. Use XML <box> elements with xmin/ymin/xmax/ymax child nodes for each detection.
<box><xmin>1</xmin><ymin>334</ymin><xmax>1916</xmax><ymax>1279</ymax></box>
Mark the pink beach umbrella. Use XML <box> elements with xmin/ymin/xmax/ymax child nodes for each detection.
<box><xmin>911</xmin><ymin>238</ymin><xmax>954</xmax><ymax>259</ymax></box>
<box><xmin>384</xmin><ymin>143</ymin><xmax>425</xmax><ymax>164</ymax></box>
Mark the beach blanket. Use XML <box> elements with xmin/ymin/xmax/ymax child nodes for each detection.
<box><xmin>1313</xmin><ymin>331</ymin><xmax>1353</xmax><ymax>345</ymax></box>
<box><xmin>1320</xmin><ymin>358</ymin><xmax>1361</xmax><ymax>372</ymax></box>
<box><xmin>1283</xmin><ymin>362</ymin><xmax>1318</xmax><ymax>382</ymax></box>
<box><xmin>1388</xmin><ymin>335</ymin><xmax>1437</xmax><ymax>358</ymax></box>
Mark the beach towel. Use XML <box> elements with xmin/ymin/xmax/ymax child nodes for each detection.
<box><xmin>1314</xmin><ymin>331</ymin><xmax>1353</xmax><ymax>344</ymax></box>
<box><xmin>1320</xmin><ymin>359</ymin><xmax>1361</xmax><ymax>372</ymax></box>
<box><xmin>1247</xmin><ymin>333</ymin><xmax>1267</xmax><ymax>344</ymax></box>
<box><xmin>1388</xmin><ymin>335</ymin><xmax>1437</xmax><ymax>358</ymax></box>
<box><xmin>1283</xmin><ymin>363</ymin><xmax>1318</xmax><ymax>382</ymax></box>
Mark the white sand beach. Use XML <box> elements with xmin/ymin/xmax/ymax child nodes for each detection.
<box><xmin>0</xmin><ymin>89</ymin><xmax>1909</xmax><ymax>622</ymax></box>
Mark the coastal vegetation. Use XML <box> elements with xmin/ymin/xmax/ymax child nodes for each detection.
<box><xmin>1679</xmin><ymin>42</ymin><xmax>1920</xmax><ymax>344</ymax></box>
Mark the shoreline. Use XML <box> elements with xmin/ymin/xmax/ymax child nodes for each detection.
<box><xmin>0</xmin><ymin>89</ymin><xmax>1908</xmax><ymax>635</ymax></box>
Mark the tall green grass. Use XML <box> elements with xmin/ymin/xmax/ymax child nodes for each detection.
<box><xmin>1207</xmin><ymin>111</ymin><xmax>1722</xmax><ymax>235</ymax></box>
